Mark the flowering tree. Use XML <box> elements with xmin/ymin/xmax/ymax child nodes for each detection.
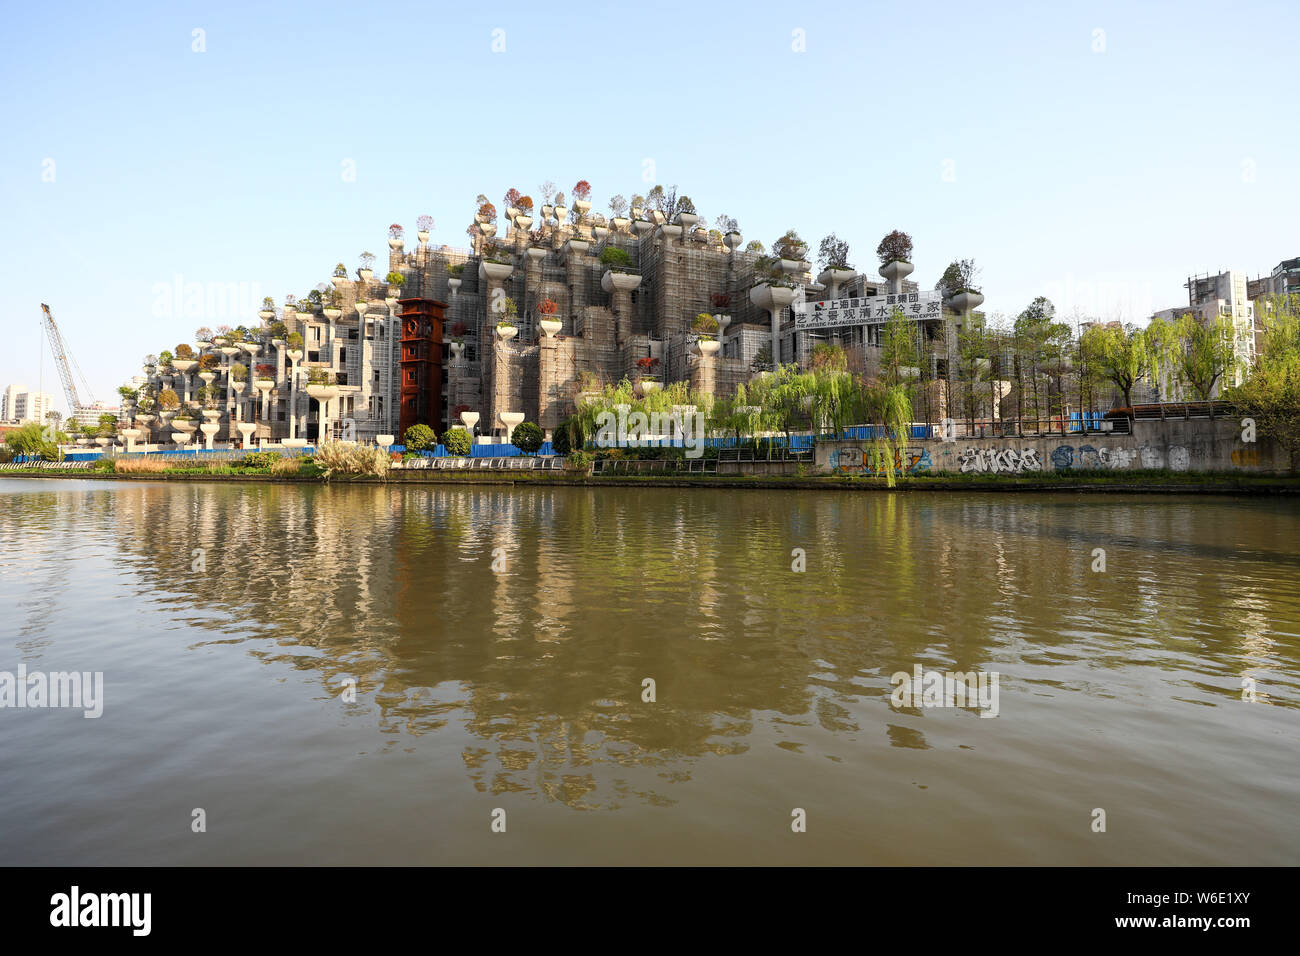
<box><xmin>572</xmin><ymin>180</ymin><xmax>591</xmax><ymax>201</ymax></box>
<box><xmin>388</xmin><ymin>223</ymin><xmax>403</xmax><ymax>239</ymax></box>
<box><xmin>539</xmin><ymin>298</ymin><xmax>558</xmax><ymax>315</ymax></box>
<box><xmin>417</xmin><ymin>214</ymin><xmax>433</xmax><ymax>233</ymax></box>
<box><xmin>876</xmin><ymin>230</ymin><xmax>914</xmax><ymax>266</ymax></box>
<box><xmin>504</xmin><ymin>187</ymin><xmax>522</xmax><ymax>209</ymax></box>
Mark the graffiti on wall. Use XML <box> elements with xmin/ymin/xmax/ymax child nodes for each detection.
<box><xmin>1052</xmin><ymin>444</ymin><xmax>1182</xmax><ymax>471</ymax></box>
<box><xmin>831</xmin><ymin>445</ymin><xmax>932</xmax><ymax>475</ymax></box>
<box><xmin>958</xmin><ymin>447</ymin><xmax>1043</xmax><ymax>474</ymax></box>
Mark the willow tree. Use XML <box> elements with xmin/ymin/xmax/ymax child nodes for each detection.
<box><xmin>1226</xmin><ymin>295</ymin><xmax>1300</xmax><ymax>468</ymax></box>
<box><xmin>1174</xmin><ymin>312</ymin><xmax>1237</xmax><ymax>404</ymax></box>
<box><xmin>1079</xmin><ymin>319</ymin><xmax>1174</xmax><ymax>409</ymax></box>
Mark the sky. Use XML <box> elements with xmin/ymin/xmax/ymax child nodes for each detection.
<box><xmin>2</xmin><ymin>0</ymin><xmax>1297</xmax><ymax>416</ymax></box>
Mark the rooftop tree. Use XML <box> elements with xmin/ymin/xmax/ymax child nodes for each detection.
<box><xmin>876</xmin><ymin>230</ymin><xmax>914</xmax><ymax>266</ymax></box>
<box><xmin>818</xmin><ymin>234</ymin><xmax>852</xmax><ymax>271</ymax></box>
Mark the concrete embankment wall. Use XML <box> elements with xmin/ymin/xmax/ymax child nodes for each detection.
<box><xmin>815</xmin><ymin>418</ymin><xmax>1290</xmax><ymax>475</ymax></box>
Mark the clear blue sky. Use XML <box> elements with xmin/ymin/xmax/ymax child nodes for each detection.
<box><xmin>2</xmin><ymin>0</ymin><xmax>1296</xmax><ymax>415</ymax></box>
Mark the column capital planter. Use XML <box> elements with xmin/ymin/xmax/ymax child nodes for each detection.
<box><xmin>305</xmin><ymin>384</ymin><xmax>340</xmax><ymax>401</ymax></box>
<box><xmin>389</xmin><ymin>237</ymin><xmax>404</xmax><ymax>251</ymax></box>
<box><xmin>601</xmin><ymin>271</ymin><xmax>643</xmax><ymax>294</ymax></box>
<box><xmin>564</xmin><ymin>239</ymin><xmax>590</xmax><ymax>257</ymax></box>
<box><xmin>478</xmin><ymin>222</ymin><xmax>498</xmax><ymax>238</ymax></box>
<box><xmin>498</xmin><ymin>412</ymin><xmax>524</xmax><ymax>443</ymax></box>
<box><xmin>696</xmin><ymin>338</ymin><xmax>721</xmax><ymax>357</ymax></box>
<box><xmin>171</xmin><ymin>432</ymin><xmax>192</xmax><ymax>445</ymax></box>
<box><xmin>480</xmin><ymin>260</ymin><xmax>513</xmax><ymax>282</ymax></box>
<box><xmin>553</xmin><ymin>204</ymin><xmax>567</xmax><ymax>222</ymax></box>
<box><xmin>417</xmin><ymin>229</ymin><xmax>430</xmax><ymax>244</ymax></box>
<box><xmin>675</xmin><ymin>212</ymin><xmax>701</xmax><ymax>230</ymax></box>
<box><xmin>749</xmin><ymin>283</ymin><xmax>797</xmax><ymax>311</ymax></box>
<box><xmin>282</xmin><ymin>438</ymin><xmax>308</xmax><ymax>449</ymax></box>
<box><xmin>660</xmin><ymin>224</ymin><xmax>683</xmax><ymax>240</ymax></box>
<box><xmin>286</xmin><ymin>349</ymin><xmax>303</xmax><ymax>362</ymax></box>
<box><xmin>201</xmin><ymin>409</ymin><xmax>222</xmax><ymax>420</ymax></box>
<box><xmin>219</xmin><ymin>346</ymin><xmax>241</xmax><ymax>357</ymax></box>
<box><xmin>198</xmin><ymin>371</ymin><xmax>216</xmax><ymax>385</ymax></box>
<box><xmin>173</xmin><ymin>420</ymin><xmax>197</xmax><ymax>432</ymax></box>
<box><xmin>818</xmin><ymin>268</ymin><xmax>858</xmax><ymax>298</ymax></box>
<box><xmin>232</xmin><ymin>382</ymin><xmax>246</xmax><ymax>394</ymax></box>
<box><xmin>944</xmin><ymin>290</ymin><xmax>985</xmax><ymax>313</ymax></box>
<box><xmin>321</xmin><ymin>307</ymin><xmax>341</xmax><ymax>320</ymax></box>
<box><xmin>591</xmin><ymin>226</ymin><xmax>610</xmax><ymax>241</ymax></box>
<box><xmin>610</xmin><ymin>216</ymin><xmax>631</xmax><ymax>232</ymax></box>
<box><xmin>539</xmin><ymin>318</ymin><xmax>562</xmax><ymax>338</ymax></box>
<box><xmin>172</xmin><ymin>359</ymin><xmax>197</xmax><ymax>372</ymax></box>
<box><xmin>513</xmin><ymin>215</ymin><xmax>533</xmax><ymax>231</ymax></box>
<box><xmin>724</xmin><ymin>231</ymin><xmax>744</xmax><ymax>252</ymax></box>
<box><xmin>879</xmin><ymin>259</ymin><xmax>915</xmax><ymax>288</ymax></box>
<box><xmin>573</xmin><ymin>199</ymin><xmax>592</xmax><ymax>215</ymax></box>
<box><xmin>637</xmin><ymin>380</ymin><xmax>661</xmax><ymax>395</ymax></box>
<box><xmin>376</xmin><ymin>434</ymin><xmax>395</xmax><ymax>450</ymax></box>
<box><xmin>495</xmin><ymin>324</ymin><xmax>518</xmax><ymax>341</ymax></box>
<box><xmin>459</xmin><ymin>411</ymin><xmax>480</xmax><ymax>430</ymax></box>
<box><xmin>242</xmin><ymin>343</ymin><xmax>261</xmax><ymax>356</ymax></box>
<box><xmin>526</xmin><ymin>247</ymin><xmax>547</xmax><ymax>263</ymax></box>
<box><xmin>448</xmin><ymin>277</ymin><xmax>462</xmax><ymax>294</ymax></box>
<box><xmin>254</xmin><ymin>378</ymin><xmax>274</xmax><ymax>391</ymax></box>
<box><xmin>631</xmin><ymin>220</ymin><xmax>654</xmax><ymax>237</ymax></box>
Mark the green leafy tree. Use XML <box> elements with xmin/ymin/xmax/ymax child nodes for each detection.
<box><xmin>441</xmin><ymin>427</ymin><xmax>472</xmax><ymax>456</ymax></box>
<box><xmin>403</xmin><ymin>423</ymin><xmax>435</xmax><ymax>451</ymax></box>
<box><xmin>511</xmin><ymin>421</ymin><xmax>544</xmax><ymax>454</ymax></box>
<box><xmin>1174</xmin><ymin>312</ymin><xmax>1237</xmax><ymax>402</ymax></box>
<box><xmin>1226</xmin><ymin>295</ymin><xmax>1300</xmax><ymax>468</ymax></box>
<box><xmin>881</xmin><ymin>306</ymin><xmax>919</xmax><ymax>388</ymax></box>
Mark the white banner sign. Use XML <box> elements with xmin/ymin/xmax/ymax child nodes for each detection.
<box><xmin>793</xmin><ymin>291</ymin><xmax>943</xmax><ymax>330</ymax></box>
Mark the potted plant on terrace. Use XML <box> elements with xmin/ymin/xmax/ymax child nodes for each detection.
<box><xmin>385</xmin><ymin>271</ymin><xmax>406</xmax><ymax>301</ymax></box>
<box><xmin>877</xmin><ymin>229</ymin><xmax>915</xmax><ymax>288</ymax></box>
<box><xmin>816</xmin><ymin>233</ymin><xmax>857</xmax><ymax>297</ymax></box>
<box><xmin>495</xmin><ymin>298</ymin><xmax>519</xmax><ymax>340</ymax></box>
<box><xmin>259</xmin><ymin>297</ymin><xmax>276</xmax><ymax>321</ymax></box>
<box><xmin>772</xmin><ymin>229</ymin><xmax>811</xmax><ymax>273</ymax></box>
<box><xmin>417</xmin><ymin>214</ymin><xmax>434</xmax><ymax>243</ymax></box>
<box><xmin>332</xmin><ymin>262</ymin><xmax>349</xmax><ymax>286</ymax></box>
<box><xmin>388</xmin><ymin>224</ymin><xmax>404</xmax><ymax>250</ymax></box>
<box><xmin>194</xmin><ymin>326</ymin><xmax>213</xmax><ymax>345</ymax></box>
<box><xmin>692</xmin><ymin>313</ymin><xmax>721</xmax><ymax>356</ymax></box>
<box><xmin>254</xmin><ymin>363</ymin><xmax>276</xmax><ymax>387</ymax></box>
<box><xmin>608</xmin><ymin>195</ymin><xmax>630</xmax><ymax>231</ymax></box>
<box><xmin>936</xmin><ymin>258</ymin><xmax>983</xmax><ymax>314</ymax></box>
<box><xmin>359</xmin><ymin>252</ymin><xmax>376</xmax><ymax>281</ymax></box>
<box><xmin>538</xmin><ymin>298</ymin><xmax>562</xmax><ymax>338</ymax></box>
<box><xmin>635</xmin><ymin>356</ymin><xmax>661</xmax><ymax>392</ymax></box>
<box><xmin>572</xmin><ymin>180</ymin><xmax>592</xmax><ymax>215</ymax></box>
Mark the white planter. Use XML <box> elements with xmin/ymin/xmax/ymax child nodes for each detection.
<box><xmin>448</xmin><ymin>277</ymin><xmax>462</xmax><ymax>294</ymax></box>
<box><xmin>498</xmin><ymin>411</ymin><xmax>525</xmax><ymax>443</ymax></box>
<box><xmin>198</xmin><ymin>372</ymin><xmax>215</xmax><ymax>384</ymax></box>
<box><xmin>172</xmin><ymin>359</ymin><xmax>197</xmax><ymax>372</ymax></box>
<box><xmin>591</xmin><ymin>226</ymin><xmax>610</xmax><ymax>241</ymax></box>
<box><xmin>355</xmin><ymin>302</ymin><xmax>369</xmax><ymax>318</ymax></box>
<box><xmin>696</xmin><ymin>339</ymin><xmax>721</xmax><ymax>356</ymax></box>
<box><xmin>286</xmin><ymin>349</ymin><xmax>303</xmax><ymax>362</ymax></box>
<box><xmin>660</xmin><ymin>224</ymin><xmax>683</xmax><ymax>240</ymax></box>
<box><xmin>495</xmin><ymin>325</ymin><xmax>518</xmax><ymax>341</ymax></box>
<box><xmin>232</xmin><ymin>382</ymin><xmax>246</xmax><ymax>394</ymax></box>
<box><xmin>818</xmin><ymin>268</ymin><xmax>858</xmax><ymax>298</ymax></box>
<box><xmin>305</xmin><ymin>384</ymin><xmax>340</xmax><ymax>400</ymax></box>
<box><xmin>637</xmin><ymin>380</ymin><xmax>661</xmax><ymax>395</ymax></box>
<box><xmin>565</xmin><ymin>239</ymin><xmax>590</xmax><ymax>257</ymax></box>
<box><xmin>331</xmin><ymin>274</ymin><xmax>350</xmax><ymax>288</ymax></box>
<box><xmin>724</xmin><ymin>231</ymin><xmax>743</xmax><ymax>252</ymax></box>
<box><xmin>539</xmin><ymin>318</ymin><xmax>562</xmax><ymax>338</ymax></box>
<box><xmin>540</xmin><ymin>204</ymin><xmax>554</xmax><ymax>221</ymax></box>
<box><xmin>219</xmin><ymin>346</ymin><xmax>240</xmax><ymax>356</ymax></box>
<box><xmin>459</xmin><ymin>411</ymin><xmax>480</xmax><ymax>430</ymax></box>
<box><xmin>553</xmin><ymin>204</ymin><xmax>567</xmax><ymax>222</ymax></box>
<box><xmin>359</xmin><ymin>268</ymin><xmax>373</xmax><ymax>281</ymax></box>
<box><xmin>376</xmin><ymin>434</ymin><xmax>395</xmax><ymax>450</ymax></box>
<box><xmin>171</xmin><ymin>433</ymin><xmax>191</xmax><ymax>445</ymax></box>
<box><xmin>282</xmin><ymin>438</ymin><xmax>308</xmax><ymax>449</ymax></box>
<box><xmin>601</xmin><ymin>270</ymin><xmax>643</xmax><ymax>294</ymax></box>
<box><xmin>173</xmin><ymin>420</ymin><xmax>197</xmax><ymax>432</ymax></box>
<box><xmin>479</xmin><ymin>223</ymin><xmax>497</xmax><ymax>238</ymax></box>
<box><xmin>879</xmin><ymin>260</ymin><xmax>915</xmax><ymax>291</ymax></box>
<box><xmin>676</xmin><ymin>212</ymin><xmax>700</xmax><ymax>230</ymax></box>
<box><xmin>389</xmin><ymin>237</ymin><xmax>404</xmax><ymax>250</ymax></box>
<box><xmin>323</xmin><ymin>307</ymin><xmax>342</xmax><ymax>320</ymax></box>
<box><xmin>513</xmin><ymin>215</ymin><xmax>533</xmax><ymax>230</ymax></box>
<box><xmin>479</xmin><ymin>260</ymin><xmax>513</xmax><ymax>282</ymax></box>
<box><xmin>573</xmin><ymin>200</ymin><xmax>592</xmax><ymax>214</ymax></box>
<box><xmin>202</xmin><ymin>409</ymin><xmax>222</xmax><ymax>420</ymax></box>
<box><xmin>417</xmin><ymin>230</ymin><xmax>430</xmax><ymax>244</ymax></box>
<box><xmin>526</xmin><ymin>247</ymin><xmax>547</xmax><ymax>264</ymax></box>
<box><xmin>945</xmin><ymin>290</ymin><xmax>985</xmax><ymax>314</ymax></box>
<box><xmin>258</xmin><ymin>310</ymin><xmax>275</xmax><ymax>321</ymax></box>
<box><xmin>777</xmin><ymin>258</ymin><xmax>804</xmax><ymax>275</ymax></box>
<box><xmin>610</xmin><ymin>216</ymin><xmax>630</xmax><ymax>231</ymax></box>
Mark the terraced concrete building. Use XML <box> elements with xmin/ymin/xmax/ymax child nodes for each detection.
<box><xmin>131</xmin><ymin>195</ymin><xmax>965</xmax><ymax>448</ymax></box>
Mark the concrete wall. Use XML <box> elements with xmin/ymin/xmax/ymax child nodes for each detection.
<box><xmin>815</xmin><ymin>418</ymin><xmax>1289</xmax><ymax>476</ymax></box>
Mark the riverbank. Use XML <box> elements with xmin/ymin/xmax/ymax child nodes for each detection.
<box><xmin>3</xmin><ymin>468</ymin><xmax>1299</xmax><ymax>494</ymax></box>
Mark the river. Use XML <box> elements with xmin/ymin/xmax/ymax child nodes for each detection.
<box><xmin>0</xmin><ymin>478</ymin><xmax>1296</xmax><ymax>864</ymax></box>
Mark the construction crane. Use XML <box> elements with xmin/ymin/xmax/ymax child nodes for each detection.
<box><xmin>40</xmin><ymin>303</ymin><xmax>98</xmax><ymax>418</ymax></box>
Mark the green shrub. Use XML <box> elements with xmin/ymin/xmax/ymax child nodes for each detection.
<box><xmin>599</xmin><ymin>246</ymin><xmax>633</xmax><ymax>270</ymax></box>
<box><xmin>404</xmin><ymin>423</ymin><xmax>435</xmax><ymax>451</ymax></box>
<box><xmin>441</xmin><ymin>427</ymin><xmax>472</xmax><ymax>456</ymax></box>
<box><xmin>237</xmin><ymin>451</ymin><xmax>280</xmax><ymax>470</ymax></box>
<box><xmin>511</xmin><ymin>421</ymin><xmax>543</xmax><ymax>454</ymax></box>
